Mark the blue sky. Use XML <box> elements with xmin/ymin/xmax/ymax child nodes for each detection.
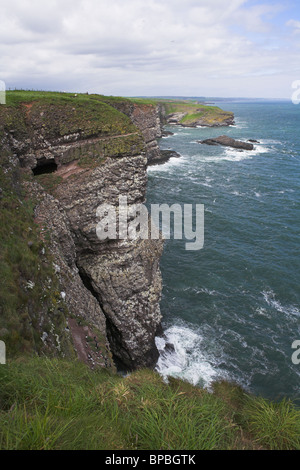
<box><xmin>1</xmin><ymin>0</ymin><xmax>300</xmax><ymax>98</ymax></box>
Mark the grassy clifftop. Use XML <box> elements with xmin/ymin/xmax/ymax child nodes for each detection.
<box><xmin>0</xmin><ymin>357</ymin><xmax>299</xmax><ymax>450</ymax></box>
<box><xmin>164</xmin><ymin>99</ymin><xmax>234</xmax><ymax>126</ymax></box>
<box><xmin>1</xmin><ymin>90</ymin><xmax>139</xmax><ymax>140</ymax></box>
<box><xmin>131</xmin><ymin>97</ymin><xmax>235</xmax><ymax>127</ymax></box>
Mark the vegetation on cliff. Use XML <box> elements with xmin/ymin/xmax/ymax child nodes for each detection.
<box><xmin>0</xmin><ymin>155</ymin><xmax>75</xmax><ymax>359</ymax></box>
<box><xmin>0</xmin><ymin>91</ymin><xmax>299</xmax><ymax>451</ymax></box>
<box><xmin>0</xmin><ymin>357</ymin><xmax>299</xmax><ymax>450</ymax></box>
<box><xmin>0</xmin><ymin>90</ymin><xmax>146</xmax><ymax>359</ymax></box>
<box><xmin>131</xmin><ymin>97</ymin><xmax>234</xmax><ymax>127</ymax></box>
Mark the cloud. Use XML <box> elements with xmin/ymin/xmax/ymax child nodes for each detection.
<box><xmin>286</xmin><ymin>19</ymin><xmax>300</xmax><ymax>32</ymax></box>
<box><xmin>0</xmin><ymin>0</ymin><xmax>299</xmax><ymax>97</ymax></box>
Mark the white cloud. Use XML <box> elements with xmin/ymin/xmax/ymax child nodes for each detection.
<box><xmin>0</xmin><ymin>0</ymin><xmax>298</xmax><ymax>97</ymax></box>
<box><xmin>286</xmin><ymin>19</ymin><xmax>300</xmax><ymax>32</ymax></box>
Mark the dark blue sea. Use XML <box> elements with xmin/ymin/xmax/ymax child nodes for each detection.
<box><xmin>146</xmin><ymin>100</ymin><xmax>300</xmax><ymax>402</ymax></box>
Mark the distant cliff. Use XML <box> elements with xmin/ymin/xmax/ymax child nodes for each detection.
<box><xmin>157</xmin><ymin>99</ymin><xmax>235</xmax><ymax>127</ymax></box>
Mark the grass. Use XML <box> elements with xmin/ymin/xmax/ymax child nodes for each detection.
<box><xmin>0</xmin><ymin>357</ymin><xmax>299</xmax><ymax>450</ymax></box>
<box><xmin>1</xmin><ymin>90</ymin><xmax>139</xmax><ymax>142</ymax></box>
<box><xmin>0</xmin><ymin>90</ymin><xmax>298</xmax><ymax>450</ymax></box>
<box><xmin>0</xmin><ymin>154</ymin><xmax>74</xmax><ymax>358</ymax></box>
<box><xmin>158</xmin><ymin>99</ymin><xmax>234</xmax><ymax>126</ymax></box>
<box><xmin>0</xmin><ymin>90</ymin><xmax>145</xmax><ymax>194</ymax></box>
<box><xmin>242</xmin><ymin>395</ymin><xmax>300</xmax><ymax>450</ymax></box>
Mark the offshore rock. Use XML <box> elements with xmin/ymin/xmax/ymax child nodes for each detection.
<box><xmin>148</xmin><ymin>149</ymin><xmax>181</xmax><ymax>166</ymax></box>
<box><xmin>199</xmin><ymin>135</ymin><xmax>254</xmax><ymax>150</ymax></box>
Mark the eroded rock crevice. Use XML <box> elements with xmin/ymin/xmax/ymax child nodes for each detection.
<box><xmin>75</xmin><ymin>262</ymin><xmax>131</xmax><ymax>371</ymax></box>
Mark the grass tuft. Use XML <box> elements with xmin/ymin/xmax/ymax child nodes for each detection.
<box><xmin>0</xmin><ymin>358</ymin><xmax>299</xmax><ymax>450</ymax></box>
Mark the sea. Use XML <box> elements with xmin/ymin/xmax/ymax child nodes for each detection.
<box><xmin>146</xmin><ymin>99</ymin><xmax>300</xmax><ymax>402</ymax></box>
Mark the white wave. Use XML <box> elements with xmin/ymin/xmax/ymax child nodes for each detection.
<box><xmin>155</xmin><ymin>324</ymin><xmax>227</xmax><ymax>388</ymax></box>
<box><xmin>232</xmin><ymin>190</ymin><xmax>243</xmax><ymax>196</ymax></box>
<box><xmin>230</xmin><ymin>120</ymin><xmax>248</xmax><ymax>129</ymax></box>
<box><xmin>182</xmin><ymin>286</ymin><xmax>218</xmax><ymax>296</ymax></box>
<box><xmin>252</xmin><ymin>144</ymin><xmax>271</xmax><ymax>154</ymax></box>
<box><xmin>186</xmin><ymin>174</ymin><xmax>214</xmax><ymax>188</ymax></box>
<box><xmin>147</xmin><ymin>156</ymin><xmax>186</xmax><ymax>173</ymax></box>
<box><xmin>255</xmin><ymin>307</ymin><xmax>272</xmax><ymax>319</ymax></box>
<box><xmin>216</xmin><ymin>143</ymin><xmax>271</xmax><ymax>162</ymax></box>
<box><xmin>195</xmin><ymin>287</ymin><xmax>218</xmax><ymax>296</ymax></box>
<box><xmin>262</xmin><ymin>290</ymin><xmax>300</xmax><ymax>318</ymax></box>
<box><xmin>201</xmin><ymin>148</ymin><xmax>253</xmax><ymax>162</ymax></box>
<box><xmin>258</xmin><ymin>139</ymin><xmax>282</xmax><ymax>145</ymax></box>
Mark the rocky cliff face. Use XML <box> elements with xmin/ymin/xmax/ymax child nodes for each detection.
<box><xmin>0</xmin><ymin>92</ymin><xmax>164</xmax><ymax>370</ymax></box>
<box><xmin>100</xmin><ymin>99</ymin><xmax>164</xmax><ymax>164</ymax></box>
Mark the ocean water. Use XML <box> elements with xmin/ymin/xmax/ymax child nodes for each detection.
<box><xmin>146</xmin><ymin>100</ymin><xmax>300</xmax><ymax>401</ymax></box>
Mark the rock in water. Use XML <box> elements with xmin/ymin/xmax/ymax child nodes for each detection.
<box><xmin>199</xmin><ymin>135</ymin><xmax>254</xmax><ymax>150</ymax></box>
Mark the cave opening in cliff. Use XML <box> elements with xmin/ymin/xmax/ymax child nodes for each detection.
<box><xmin>32</xmin><ymin>158</ymin><xmax>58</xmax><ymax>176</ymax></box>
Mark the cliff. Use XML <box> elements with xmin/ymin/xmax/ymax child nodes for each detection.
<box><xmin>97</xmin><ymin>97</ymin><xmax>163</xmax><ymax>163</ymax></box>
<box><xmin>0</xmin><ymin>91</ymin><xmax>164</xmax><ymax>370</ymax></box>
<box><xmin>0</xmin><ymin>92</ymin><xmax>235</xmax><ymax>370</ymax></box>
<box><xmin>157</xmin><ymin>99</ymin><xmax>235</xmax><ymax>127</ymax></box>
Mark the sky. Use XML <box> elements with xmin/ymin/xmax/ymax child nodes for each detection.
<box><xmin>1</xmin><ymin>0</ymin><xmax>300</xmax><ymax>98</ymax></box>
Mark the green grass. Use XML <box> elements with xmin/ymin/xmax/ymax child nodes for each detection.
<box><xmin>158</xmin><ymin>99</ymin><xmax>234</xmax><ymax>126</ymax></box>
<box><xmin>242</xmin><ymin>395</ymin><xmax>300</xmax><ymax>450</ymax></box>
<box><xmin>1</xmin><ymin>90</ymin><xmax>138</xmax><ymax>142</ymax></box>
<box><xmin>0</xmin><ymin>358</ymin><xmax>299</xmax><ymax>450</ymax></box>
<box><xmin>0</xmin><ymin>157</ymin><xmax>74</xmax><ymax>358</ymax></box>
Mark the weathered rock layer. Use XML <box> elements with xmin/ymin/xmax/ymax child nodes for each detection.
<box><xmin>199</xmin><ymin>135</ymin><xmax>254</xmax><ymax>150</ymax></box>
<box><xmin>0</xmin><ymin>93</ymin><xmax>164</xmax><ymax>370</ymax></box>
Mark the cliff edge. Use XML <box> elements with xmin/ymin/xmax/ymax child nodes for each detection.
<box><xmin>0</xmin><ymin>91</ymin><xmax>164</xmax><ymax>370</ymax></box>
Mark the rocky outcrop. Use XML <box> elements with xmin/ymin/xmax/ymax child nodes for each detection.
<box><xmin>148</xmin><ymin>149</ymin><xmax>181</xmax><ymax>166</ymax></box>
<box><xmin>199</xmin><ymin>135</ymin><xmax>254</xmax><ymax>150</ymax></box>
<box><xmin>100</xmin><ymin>99</ymin><xmax>164</xmax><ymax>164</ymax></box>
<box><xmin>53</xmin><ymin>151</ymin><xmax>164</xmax><ymax>370</ymax></box>
<box><xmin>32</xmin><ymin>191</ymin><xmax>113</xmax><ymax>369</ymax></box>
<box><xmin>0</xmin><ymin>93</ymin><xmax>164</xmax><ymax>370</ymax></box>
<box><xmin>166</xmin><ymin>112</ymin><xmax>187</xmax><ymax>124</ymax></box>
<box><xmin>184</xmin><ymin>113</ymin><xmax>234</xmax><ymax>128</ymax></box>
<box><xmin>164</xmin><ymin>107</ymin><xmax>235</xmax><ymax>128</ymax></box>
<box><xmin>130</xmin><ymin>103</ymin><xmax>163</xmax><ymax>164</ymax></box>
